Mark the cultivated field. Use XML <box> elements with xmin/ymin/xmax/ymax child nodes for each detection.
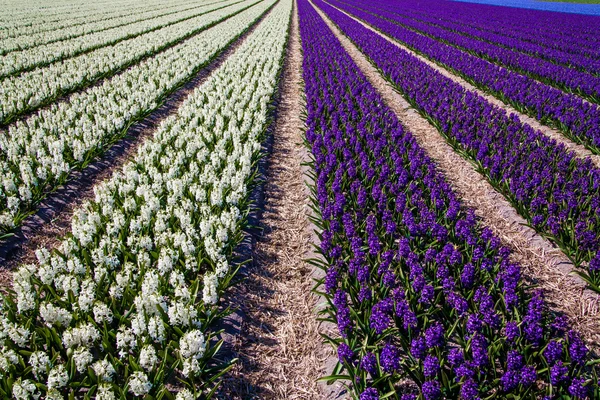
<box><xmin>0</xmin><ymin>0</ymin><xmax>599</xmax><ymax>399</ymax></box>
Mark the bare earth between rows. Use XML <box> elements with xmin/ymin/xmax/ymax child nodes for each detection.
<box><xmin>218</xmin><ymin>3</ymin><xmax>333</xmax><ymax>398</ymax></box>
<box><xmin>312</xmin><ymin>0</ymin><xmax>600</xmax><ymax>349</ymax></box>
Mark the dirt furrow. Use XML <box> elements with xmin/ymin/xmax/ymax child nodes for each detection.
<box><xmin>217</xmin><ymin>2</ymin><xmax>334</xmax><ymax>398</ymax></box>
<box><xmin>324</xmin><ymin>1</ymin><xmax>600</xmax><ymax>169</ymax></box>
<box><xmin>311</xmin><ymin>0</ymin><xmax>600</xmax><ymax>349</ymax></box>
<box><xmin>0</xmin><ymin>6</ymin><xmax>275</xmax><ymax>287</ymax></box>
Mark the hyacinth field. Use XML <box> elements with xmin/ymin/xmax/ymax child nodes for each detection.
<box><xmin>0</xmin><ymin>0</ymin><xmax>600</xmax><ymax>399</ymax></box>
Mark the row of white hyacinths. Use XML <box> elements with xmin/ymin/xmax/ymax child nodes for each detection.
<box><xmin>0</xmin><ymin>0</ymin><xmax>242</xmax><ymax>124</ymax></box>
<box><xmin>0</xmin><ymin>0</ymin><xmax>237</xmax><ymax>77</ymax></box>
<box><xmin>0</xmin><ymin>0</ymin><xmax>291</xmax><ymax>397</ymax></box>
<box><xmin>0</xmin><ymin>0</ymin><xmax>270</xmax><ymax>232</ymax></box>
<box><xmin>0</xmin><ymin>0</ymin><xmax>179</xmax><ymax>39</ymax></box>
<box><xmin>0</xmin><ymin>0</ymin><xmax>206</xmax><ymax>54</ymax></box>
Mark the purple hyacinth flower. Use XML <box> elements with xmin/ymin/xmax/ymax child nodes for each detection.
<box><xmin>460</xmin><ymin>378</ymin><xmax>479</xmax><ymax>400</ymax></box>
<box><xmin>333</xmin><ymin>290</ymin><xmax>352</xmax><ymax>337</ymax></box>
<box><xmin>569</xmin><ymin>377</ymin><xmax>589</xmax><ymax>398</ymax></box>
<box><xmin>338</xmin><ymin>342</ymin><xmax>355</xmax><ymax>364</ymax></box>
<box><xmin>471</xmin><ymin>334</ymin><xmax>489</xmax><ymax>368</ymax></box>
<box><xmin>380</xmin><ymin>343</ymin><xmax>401</xmax><ymax>373</ymax></box>
<box><xmin>423</xmin><ymin>355</ymin><xmax>440</xmax><ymax>377</ymax></box>
<box><xmin>325</xmin><ymin>267</ymin><xmax>338</xmax><ymax>294</ymax></box>
<box><xmin>448</xmin><ymin>348</ymin><xmax>464</xmax><ymax>367</ymax></box>
<box><xmin>425</xmin><ymin>322</ymin><xmax>445</xmax><ymax>348</ymax></box>
<box><xmin>461</xmin><ymin>263</ymin><xmax>476</xmax><ymax>289</ymax></box>
<box><xmin>370</xmin><ymin>298</ymin><xmax>394</xmax><ymax>334</ymax></box>
<box><xmin>551</xmin><ymin>315</ymin><xmax>569</xmax><ymax>337</ymax></box>
<box><xmin>421</xmin><ymin>380</ymin><xmax>441</xmax><ymax>400</ymax></box>
<box><xmin>520</xmin><ymin>365</ymin><xmax>537</xmax><ymax>387</ymax></box>
<box><xmin>359</xmin><ymin>285</ymin><xmax>372</xmax><ymax>302</ymax></box>
<box><xmin>550</xmin><ymin>362</ymin><xmax>569</xmax><ymax>385</ymax></box>
<box><xmin>505</xmin><ymin>321</ymin><xmax>520</xmax><ymax>342</ymax></box>
<box><xmin>420</xmin><ymin>284</ymin><xmax>435</xmax><ymax>304</ymax></box>
<box><xmin>360</xmin><ymin>388</ymin><xmax>379</xmax><ymax>400</ymax></box>
<box><xmin>590</xmin><ymin>252</ymin><xmax>600</xmax><ymax>271</ymax></box>
<box><xmin>506</xmin><ymin>350</ymin><xmax>524</xmax><ymax>371</ymax></box>
<box><xmin>360</xmin><ymin>352</ymin><xmax>378</xmax><ymax>376</ymax></box>
<box><xmin>501</xmin><ymin>370</ymin><xmax>520</xmax><ymax>392</ymax></box>
<box><xmin>411</xmin><ymin>337</ymin><xmax>427</xmax><ymax>360</ymax></box>
<box><xmin>544</xmin><ymin>340</ymin><xmax>563</xmax><ymax>365</ymax></box>
<box><xmin>568</xmin><ymin>331</ymin><xmax>588</xmax><ymax>365</ymax></box>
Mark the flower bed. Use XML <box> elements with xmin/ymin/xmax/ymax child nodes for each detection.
<box><xmin>0</xmin><ymin>0</ymin><xmax>292</xmax><ymax>397</ymax></box>
<box><xmin>300</xmin><ymin>0</ymin><xmax>600</xmax><ymax>398</ymax></box>
<box><xmin>326</xmin><ymin>0</ymin><xmax>600</xmax><ymax>155</ymax></box>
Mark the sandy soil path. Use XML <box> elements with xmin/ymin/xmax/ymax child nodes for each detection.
<box><xmin>218</xmin><ymin>2</ymin><xmax>335</xmax><ymax>397</ymax></box>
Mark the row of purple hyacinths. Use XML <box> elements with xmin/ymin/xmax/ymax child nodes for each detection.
<box><xmin>328</xmin><ymin>0</ymin><xmax>600</xmax><ymax>104</ymax></box>
<box><xmin>326</xmin><ymin>0</ymin><xmax>600</xmax><ymax>155</ymax></box>
<box><xmin>316</xmin><ymin>0</ymin><xmax>600</xmax><ymax>292</ymax></box>
<box><xmin>299</xmin><ymin>0</ymin><xmax>599</xmax><ymax>398</ymax></box>
<box><xmin>386</xmin><ymin>6</ymin><xmax>600</xmax><ymax>75</ymax></box>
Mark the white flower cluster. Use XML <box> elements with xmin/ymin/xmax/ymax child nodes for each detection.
<box><xmin>180</xmin><ymin>330</ymin><xmax>206</xmax><ymax>377</ymax></box>
<box><xmin>176</xmin><ymin>389</ymin><xmax>195</xmax><ymax>400</ymax></box>
<box><xmin>12</xmin><ymin>378</ymin><xmax>39</xmax><ymax>400</ymax></box>
<box><xmin>96</xmin><ymin>383</ymin><xmax>116</xmax><ymax>400</ymax></box>
<box><xmin>0</xmin><ymin>0</ymin><xmax>270</xmax><ymax>230</ymax></box>
<box><xmin>29</xmin><ymin>351</ymin><xmax>50</xmax><ymax>379</ymax></box>
<box><xmin>128</xmin><ymin>371</ymin><xmax>152</xmax><ymax>396</ymax></box>
<box><xmin>0</xmin><ymin>0</ymin><xmax>206</xmax><ymax>53</ymax></box>
<box><xmin>0</xmin><ymin>346</ymin><xmax>19</xmax><ymax>378</ymax></box>
<box><xmin>92</xmin><ymin>358</ymin><xmax>116</xmax><ymax>382</ymax></box>
<box><xmin>0</xmin><ymin>0</ymin><xmax>292</xmax><ymax>396</ymax></box>
<box><xmin>0</xmin><ymin>0</ymin><xmax>241</xmax><ymax>77</ymax></box>
<box><xmin>47</xmin><ymin>364</ymin><xmax>68</xmax><ymax>390</ymax></box>
<box><xmin>0</xmin><ymin>0</ymin><xmax>244</xmax><ymax>124</ymax></box>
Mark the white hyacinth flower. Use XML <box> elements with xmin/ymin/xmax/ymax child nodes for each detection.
<box><xmin>47</xmin><ymin>364</ymin><xmax>69</xmax><ymax>389</ymax></box>
<box><xmin>92</xmin><ymin>359</ymin><xmax>116</xmax><ymax>383</ymax></box>
<box><xmin>139</xmin><ymin>345</ymin><xmax>158</xmax><ymax>371</ymax></box>
<box><xmin>128</xmin><ymin>371</ymin><xmax>152</xmax><ymax>397</ymax></box>
<box><xmin>12</xmin><ymin>379</ymin><xmax>39</xmax><ymax>400</ymax></box>
<box><xmin>29</xmin><ymin>351</ymin><xmax>50</xmax><ymax>378</ymax></box>
<box><xmin>176</xmin><ymin>389</ymin><xmax>195</xmax><ymax>400</ymax></box>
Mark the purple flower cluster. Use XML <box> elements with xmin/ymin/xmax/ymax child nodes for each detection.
<box><xmin>298</xmin><ymin>0</ymin><xmax>599</xmax><ymax>397</ymax></box>
<box><xmin>360</xmin><ymin>352</ymin><xmax>378</xmax><ymax>376</ymax></box>
<box><xmin>380</xmin><ymin>343</ymin><xmax>401</xmax><ymax>373</ymax></box>
<box><xmin>338</xmin><ymin>342</ymin><xmax>355</xmax><ymax>364</ymax></box>
<box><xmin>334</xmin><ymin>289</ymin><xmax>353</xmax><ymax>337</ymax></box>
<box><xmin>501</xmin><ymin>350</ymin><xmax>537</xmax><ymax>391</ymax></box>
<box><xmin>360</xmin><ymin>388</ymin><xmax>380</xmax><ymax>400</ymax></box>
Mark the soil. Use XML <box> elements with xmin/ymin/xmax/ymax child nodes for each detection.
<box><xmin>217</xmin><ymin>2</ymin><xmax>336</xmax><ymax>398</ymax></box>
